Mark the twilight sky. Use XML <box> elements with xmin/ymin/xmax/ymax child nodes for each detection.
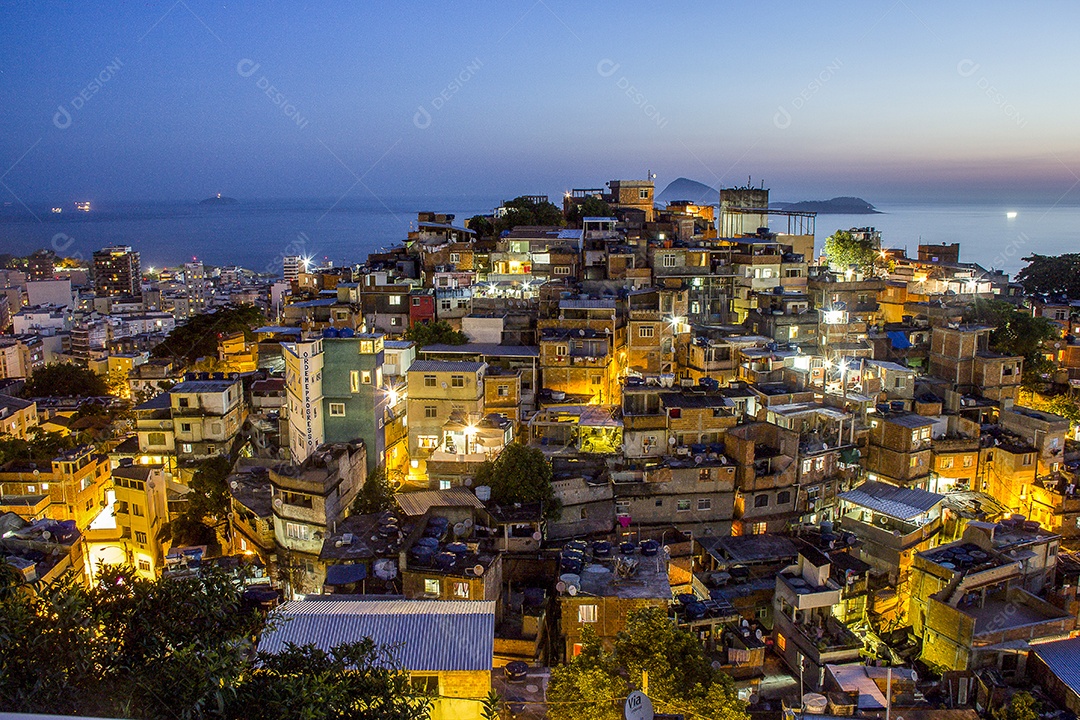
<box><xmin>1</xmin><ymin>1</ymin><xmax>1078</xmax><ymax>205</ymax></box>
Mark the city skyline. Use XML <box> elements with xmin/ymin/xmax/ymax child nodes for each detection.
<box><xmin>2</xmin><ymin>2</ymin><xmax>1079</xmax><ymax>205</ymax></box>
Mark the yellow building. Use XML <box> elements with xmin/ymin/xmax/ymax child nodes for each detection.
<box><xmin>0</xmin><ymin>445</ymin><xmax>111</xmax><ymax>529</ymax></box>
<box><xmin>218</xmin><ymin>331</ymin><xmax>259</xmax><ymax>372</ymax></box>
<box><xmin>0</xmin><ymin>395</ymin><xmax>38</xmax><ymax>439</ymax></box>
<box><xmin>84</xmin><ymin>464</ymin><xmax>169</xmax><ymax>579</ymax></box>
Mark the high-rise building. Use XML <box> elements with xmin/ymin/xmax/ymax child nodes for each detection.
<box><xmin>27</xmin><ymin>249</ymin><xmax>56</xmax><ymax>281</ymax></box>
<box><xmin>283</xmin><ymin>256</ymin><xmax>302</xmax><ymax>282</ymax></box>
<box><xmin>93</xmin><ymin>246</ymin><xmax>142</xmax><ymax>298</ymax></box>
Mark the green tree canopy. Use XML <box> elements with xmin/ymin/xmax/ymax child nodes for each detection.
<box><xmin>547</xmin><ymin>609</ymin><xmax>748</xmax><ymax>720</ymax></box>
<box><xmin>966</xmin><ymin>298</ymin><xmax>1059</xmax><ymax>388</ymax></box>
<box><xmin>151</xmin><ymin>304</ymin><xmax>266</xmax><ymax>365</ymax></box>
<box><xmin>993</xmin><ymin>691</ymin><xmax>1039</xmax><ymax>720</ymax></box>
<box><xmin>493</xmin><ymin>196</ymin><xmax>566</xmax><ymax>235</ymax></box>
<box><xmin>465</xmin><ymin>214</ymin><xmax>495</xmax><ymax>238</ymax></box>
<box><xmin>0</xmin><ymin>431</ymin><xmax>79</xmax><ymax>465</ymax></box>
<box><xmin>474</xmin><ymin>442</ymin><xmax>560</xmax><ymax>520</ymax></box>
<box><xmin>0</xmin><ymin>564</ymin><xmax>430</xmax><ymax>720</ymax></box>
<box><xmin>22</xmin><ymin>362</ymin><xmax>108</xmax><ymax>398</ymax></box>
<box><xmin>823</xmin><ymin>229</ymin><xmax>878</xmax><ymax>274</ymax></box>
<box><xmin>1015</xmin><ymin>254</ymin><xmax>1080</xmax><ymax>298</ymax></box>
<box><xmin>351</xmin><ymin>464</ymin><xmax>395</xmax><ymax>515</ymax></box>
<box><xmin>158</xmin><ymin>455</ymin><xmax>234</xmax><ymax>551</ymax></box>
<box><xmin>404</xmin><ymin>320</ymin><xmax>466</xmax><ymax>348</ymax></box>
<box><xmin>566</xmin><ymin>196</ymin><xmax>614</xmax><ymax>226</ymax></box>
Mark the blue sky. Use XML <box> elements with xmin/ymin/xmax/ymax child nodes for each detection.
<box><xmin>1</xmin><ymin>1</ymin><xmax>1078</xmax><ymax>204</ymax></box>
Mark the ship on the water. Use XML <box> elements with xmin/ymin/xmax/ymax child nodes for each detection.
<box><xmin>200</xmin><ymin>193</ymin><xmax>238</xmax><ymax>205</ymax></box>
<box><xmin>74</xmin><ymin>201</ymin><xmax>91</xmax><ymax>212</ymax></box>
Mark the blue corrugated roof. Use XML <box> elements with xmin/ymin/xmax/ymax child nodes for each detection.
<box><xmin>258</xmin><ymin>600</ymin><xmax>495</xmax><ymax>672</ymax></box>
<box><xmin>1034</xmin><ymin>637</ymin><xmax>1080</xmax><ymax>695</ymax></box>
<box><xmin>887</xmin><ymin>330</ymin><xmax>912</xmax><ymax>349</ymax></box>
<box><xmin>839</xmin><ymin>481</ymin><xmax>943</xmax><ymax>520</ymax></box>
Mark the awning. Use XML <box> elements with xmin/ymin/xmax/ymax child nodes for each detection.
<box><xmin>887</xmin><ymin>331</ymin><xmax>912</xmax><ymax>349</ymax></box>
<box><xmin>325</xmin><ymin>563</ymin><xmax>367</xmax><ymax>586</ymax></box>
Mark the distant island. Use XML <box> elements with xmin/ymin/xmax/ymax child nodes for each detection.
<box><xmin>771</xmin><ymin>196</ymin><xmax>879</xmax><ymax>214</ymax></box>
<box><xmin>656</xmin><ymin>177</ymin><xmax>719</xmax><ymax>205</ymax></box>
<box><xmin>200</xmin><ymin>194</ymin><xmax>238</xmax><ymax>206</ymax></box>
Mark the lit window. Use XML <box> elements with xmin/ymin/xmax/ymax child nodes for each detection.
<box><xmin>662</xmin><ymin>254</ymin><xmax>676</xmax><ymax>268</ymax></box>
<box><xmin>329</xmin><ymin>403</ymin><xmax>346</xmax><ymax>417</ymax></box>
<box><xmin>554</xmin><ymin>266</ymin><xmax>570</xmax><ymax>275</ymax></box>
<box><xmin>677</xmin><ymin>499</ymin><xmax>691</xmax><ymax>512</ymax></box>
<box><xmin>777</xmin><ymin>633</ymin><xmax>786</xmax><ymax>651</ymax></box>
<box><xmin>802</xmin><ymin>459</ymin><xmax>812</xmax><ymax>474</ymax></box>
<box><xmin>361</xmin><ymin>370</ymin><xmax>372</xmax><ymax>384</ymax></box>
<box><xmin>577</xmin><ymin>604</ymin><xmax>598</xmax><ymax>623</ymax></box>
<box><xmin>453</xmin><ymin>582</ymin><xmax>470</xmax><ymax>599</ymax></box>
<box><xmin>638</xmin><ymin>326</ymin><xmax>654</xmax><ymax>338</ymax></box>
<box><xmin>424</xmin><ymin>578</ymin><xmax>440</xmax><ymax>595</ymax></box>
<box><xmin>751</xmin><ymin>522</ymin><xmax>767</xmax><ymax>535</ymax></box>
<box><xmin>350</xmin><ymin>371</ymin><xmax>360</xmax><ymax>392</ymax></box>
<box><xmin>389</xmin><ymin>295</ymin><xmax>402</xmax><ymax>305</ymax></box>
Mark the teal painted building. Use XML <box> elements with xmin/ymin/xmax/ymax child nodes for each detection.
<box><xmin>321</xmin><ymin>331</ymin><xmax>387</xmax><ymax>473</ymax></box>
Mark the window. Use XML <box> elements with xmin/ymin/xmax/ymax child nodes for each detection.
<box><xmin>418</xmin><ymin>435</ymin><xmax>439</xmax><ymax>449</ymax></box>
<box><xmin>441</xmin><ymin>300</ymin><xmax>451</xmax><ymax>310</ymax></box>
<box><xmin>329</xmin><ymin>403</ymin><xmax>346</xmax><ymax>417</ymax></box>
<box><xmin>698</xmin><ymin>498</ymin><xmax>712</xmax><ymax>511</ymax></box>
<box><xmin>134</xmin><ymin>531</ymin><xmax>147</xmax><ymax>544</ymax></box>
<box><xmin>147</xmin><ymin>432</ymin><xmax>166</xmax><ymax>446</ymax></box>
<box><xmin>639</xmin><ymin>188</ymin><xmax>649</xmax><ymax>199</ymax></box>
<box><xmin>777</xmin><ymin>490</ymin><xmax>791</xmax><ymax>505</ymax></box>
<box><xmin>181</xmin><ymin>443</ymin><xmax>193</xmax><ymax>453</ymax></box>
<box><xmin>389</xmin><ymin>295</ymin><xmax>402</xmax><ymax>305</ymax></box>
<box><xmin>754</xmin><ymin>494</ymin><xmax>769</xmax><ymax>508</ymax></box>
<box><xmin>412</xmin><ymin>297</ymin><xmax>420</xmax><ymax>306</ymax></box>
<box><xmin>180</xmin><ymin>423</ymin><xmax>192</xmax><ymax>433</ymax></box>
<box><xmin>941</xmin><ymin>457</ymin><xmax>954</xmax><ymax>469</ymax></box>
<box><xmin>390</xmin><ymin>317</ymin><xmax>400</xmax><ymax>326</ymax></box>
<box><xmin>910</xmin><ymin>456</ymin><xmax>921</xmax><ymax>468</ymax></box>
<box><xmin>1022</xmin><ymin>454</ymin><xmax>1033</xmax><ymax>466</ymax></box>
<box><xmin>453</xmin><ymin>581</ymin><xmax>470</xmax><ymax>599</ymax></box>
<box><xmin>655</xmin><ymin>498</ymin><xmax>663</xmax><ymax>507</ymax></box>
<box><xmin>698</xmin><ymin>468</ymin><xmax>711</xmax><ymax>482</ymax></box>
<box><xmin>802</xmin><ymin>459</ymin><xmax>812</xmax><ymax>474</ymax></box>
<box><xmin>451</xmin><ymin>375</ymin><xmax>465</xmax><ymax>388</ymax></box>
<box><xmin>638</xmin><ymin>325</ymin><xmax>654</xmax><ymax>338</ymax></box>
<box><xmin>776</xmin><ymin>633</ymin><xmax>786</xmax><ymax>651</ymax></box>
<box><xmin>456</xmin><ymin>300</ymin><xmax>467</xmax><ymax>309</ymax></box>
<box><xmin>615</xmin><ymin>500</ymin><xmax>630</xmax><ymax>515</ymax></box>
<box><xmin>412</xmin><ymin>675</ymin><xmax>439</xmax><ymax>694</ymax></box>
<box><xmin>425</xmin><ymin>406</ymin><xmax>437</xmax><ymax>418</ymax></box>
<box><xmin>424</xmin><ymin>375</ymin><xmax>436</xmax><ymax>387</ymax></box>
<box><xmin>361</xmin><ymin>370</ymin><xmax>372</xmax><ymax>384</ymax></box>
<box><xmin>286</xmin><ymin>522</ymin><xmax>310</xmax><ymax>541</ymax></box>
<box><xmin>751</xmin><ymin>522</ymin><xmax>767</xmax><ymax>535</ymax></box>
<box><xmin>350</xmin><ymin>370</ymin><xmax>360</xmax><ymax>392</ymax></box>
<box><xmin>497</xmin><ymin>385</ymin><xmax>509</xmax><ymax>397</ymax></box>
<box><xmin>577</xmin><ymin>604</ymin><xmax>598</xmax><ymax>623</ymax></box>
<box><xmin>178</xmin><ymin>397</ymin><xmax>189</xmax><ymax>408</ymax></box>
<box><xmin>677</xmin><ymin>499</ymin><xmax>691</xmax><ymax>512</ymax></box>
<box><xmin>137</xmin><ymin>559</ymin><xmax>151</xmax><ymax>572</ymax></box>
<box><xmin>591</xmin><ymin>375</ymin><xmax>602</xmax><ymax>386</ymax></box>
<box><xmin>555</xmin><ymin>344</ymin><xmax>568</xmax><ymax>357</ymax></box>
<box><xmin>450</xmin><ymin>253</ymin><xmax>460</xmax><ymax>263</ymax></box>
<box><xmin>814</xmin><ymin>457</ymin><xmax>824</xmax><ymax>471</ymax></box>
<box><xmin>131</xmin><ymin>504</ymin><xmax>144</xmax><ymax>517</ymax></box>
<box><xmin>963</xmin><ymin>455</ymin><xmax>974</xmax><ymax>468</ymax></box>
<box><xmin>662</xmin><ymin>254</ymin><xmax>676</xmax><ymax>267</ymax></box>
<box><xmin>424</xmin><ymin>578</ymin><xmax>440</xmax><ymax>595</ymax></box>
<box><xmin>554</xmin><ymin>266</ymin><xmax>570</xmax><ymax>275</ymax></box>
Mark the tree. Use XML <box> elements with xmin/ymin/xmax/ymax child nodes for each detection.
<box><xmin>0</xmin><ymin>431</ymin><xmax>78</xmax><ymax>465</ymax></box>
<box><xmin>966</xmin><ymin>298</ymin><xmax>1059</xmax><ymax>388</ymax></box>
<box><xmin>566</xmin><ymin>196</ymin><xmax>614</xmax><ymax>226</ymax></box>
<box><xmin>1015</xmin><ymin>254</ymin><xmax>1080</xmax><ymax>298</ymax></box>
<box><xmin>466</xmin><ymin>214</ymin><xmax>495</xmax><ymax>238</ymax></box>
<box><xmin>993</xmin><ymin>691</ymin><xmax>1039</xmax><ymax>720</ymax></box>
<box><xmin>493</xmin><ymin>196</ymin><xmax>565</xmax><ymax>235</ymax></box>
<box><xmin>474</xmin><ymin>442</ymin><xmax>561</xmax><ymax>520</ymax></box>
<box><xmin>823</xmin><ymin>229</ymin><xmax>878</xmax><ymax>275</ymax></box>
<box><xmin>405</xmin><ymin>320</ymin><xmax>467</xmax><ymax>348</ymax></box>
<box><xmin>151</xmin><ymin>304</ymin><xmax>266</xmax><ymax>365</ymax></box>
<box><xmin>158</xmin><ymin>455</ymin><xmax>234</xmax><ymax>551</ymax></box>
<box><xmin>547</xmin><ymin>612</ymin><xmax>748</xmax><ymax>720</ymax></box>
<box><xmin>22</xmin><ymin>362</ymin><xmax>108</xmax><ymax>398</ymax></box>
<box><xmin>0</xmin><ymin>564</ymin><xmax>429</xmax><ymax>720</ymax></box>
<box><xmin>351</xmin><ymin>465</ymin><xmax>395</xmax><ymax>516</ymax></box>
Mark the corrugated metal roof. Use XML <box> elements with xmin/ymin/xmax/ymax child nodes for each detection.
<box><xmin>1033</xmin><ymin>637</ymin><xmax>1080</xmax><ymax>694</ymax></box>
<box><xmin>258</xmin><ymin>600</ymin><xmax>495</xmax><ymax>671</ymax></box>
<box><xmin>395</xmin><ymin>486</ymin><xmax>485</xmax><ymax>516</ymax></box>
<box><xmin>559</xmin><ymin>298</ymin><xmax>616</xmax><ymax>310</ymax></box>
<box><xmin>405</xmin><ymin>360</ymin><xmax>486</xmax><ymax>374</ymax></box>
<box><xmin>839</xmin><ymin>480</ymin><xmax>943</xmax><ymax>520</ymax></box>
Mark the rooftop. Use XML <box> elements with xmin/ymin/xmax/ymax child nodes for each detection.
<box><xmin>394</xmin><ymin>486</ymin><xmax>485</xmax><ymax>517</ymax></box>
<box><xmin>839</xmin><ymin>481</ymin><xmax>943</xmax><ymax>521</ymax></box>
<box><xmin>406</xmin><ymin>360</ymin><xmax>486</xmax><ymax>374</ymax></box>
<box><xmin>257</xmin><ymin>599</ymin><xmax>495</xmax><ymax>672</ymax></box>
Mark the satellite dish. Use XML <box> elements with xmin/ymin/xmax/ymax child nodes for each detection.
<box><xmin>230</xmin><ymin>480</ymin><xmax>239</xmax><ymax>489</ymax></box>
<box><xmin>567</xmin><ymin>584</ymin><xmax>578</xmax><ymax>596</ymax></box>
<box><xmin>755</xmin><ymin>628</ymin><xmax>764</xmax><ymax>640</ymax></box>
<box><xmin>532</xmin><ymin>531</ymin><xmax>542</xmax><ymax>541</ymax></box>
<box><xmin>473</xmin><ymin>564</ymin><xmax>485</xmax><ymax>576</ymax></box>
<box><xmin>578</xmin><ymin>329</ymin><xmax>585</xmax><ymax>336</ymax></box>
<box><xmin>41</xmin><ymin>530</ymin><xmax>51</xmax><ymax>541</ymax></box>
<box><xmin>464</xmin><ymin>477</ymin><xmax>473</xmax><ymax>487</ymax></box>
<box><xmin>273</xmin><ymin>497</ymin><xmax>283</xmax><ymax>509</ymax></box>
<box><xmin>694</xmin><ymin>455</ymin><xmax>704</xmax><ymax>465</ymax></box>
<box><xmin>556</xmin><ymin>581</ymin><xmax>566</xmax><ymax>593</ymax></box>
<box><xmin>441</xmin><ymin>382</ymin><xmax>448</xmax><ymax>389</ymax></box>
<box><xmin>668</xmin><ymin>436</ymin><xmax>677</xmax><ymax>445</ymax></box>
<box><xmin>910</xmin><ymin>670</ymin><xmax>918</xmax><ymax>682</ymax></box>
<box><xmin>463</xmin><ymin>518</ymin><xmax>473</xmax><ymax>528</ymax></box>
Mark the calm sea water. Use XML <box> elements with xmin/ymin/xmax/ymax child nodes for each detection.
<box><xmin>0</xmin><ymin>197</ymin><xmax>1076</xmax><ymax>275</ymax></box>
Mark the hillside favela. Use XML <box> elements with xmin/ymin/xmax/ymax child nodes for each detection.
<box><xmin>5</xmin><ymin>181</ymin><xmax>1080</xmax><ymax>720</ymax></box>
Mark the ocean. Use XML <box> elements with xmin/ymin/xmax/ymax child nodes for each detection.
<box><xmin>0</xmin><ymin>197</ymin><xmax>1076</xmax><ymax>275</ymax></box>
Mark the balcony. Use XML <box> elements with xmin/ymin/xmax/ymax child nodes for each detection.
<box><xmin>840</xmin><ymin>511</ymin><xmax>941</xmax><ymax>549</ymax></box>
